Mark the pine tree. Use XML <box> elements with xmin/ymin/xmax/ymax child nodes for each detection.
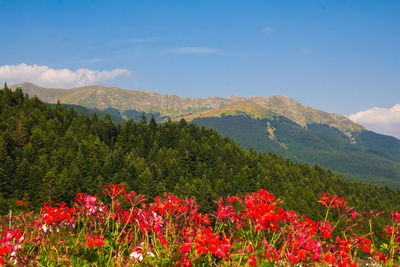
<box><xmin>138</xmin><ymin>167</ymin><xmax>154</xmax><ymax>198</ymax></box>
<box><xmin>139</xmin><ymin>113</ymin><xmax>147</xmax><ymax>124</ymax></box>
<box><xmin>149</xmin><ymin>115</ymin><xmax>157</xmax><ymax>133</ymax></box>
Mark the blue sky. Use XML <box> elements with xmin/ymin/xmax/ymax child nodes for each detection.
<box><xmin>0</xmin><ymin>0</ymin><xmax>399</xmax><ymax>135</ymax></box>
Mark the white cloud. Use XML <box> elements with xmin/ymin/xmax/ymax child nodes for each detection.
<box><xmin>0</xmin><ymin>63</ymin><xmax>130</xmax><ymax>88</ymax></box>
<box><xmin>349</xmin><ymin>104</ymin><xmax>400</xmax><ymax>138</ymax></box>
<box><xmin>176</xmin><ymin>47</ymin><xmax>218</xmax><ymax>55</ymax></box>
<box><xmin>262</xmin><ymin>27</ymin><xmax>274</xmax><ymax>34</ymax></box>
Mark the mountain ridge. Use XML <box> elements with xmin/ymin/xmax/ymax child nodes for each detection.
<box><xmin>10</xmin><ymin>82</ymin><xmax>363</xmax><ymax>135</ymax></box>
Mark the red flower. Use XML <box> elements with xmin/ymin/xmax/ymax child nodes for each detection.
<box><xmin>392</xmin><ymin>211</ymin><xmax>400</xmax><ymax>222</ymax></box>
<box><xmin>43</xmin><ymin>215</ymin><xmax>53</xmax><ymax>225</ymax></box>
<box><xmin>319</xmin><ymin>221</ymin><xmax>333</xmax><ymax>239</ymax></box>
<box><xmin>215</xmin><ymin>248</ymin><xmax>227</xmax><ymax>258</ymax></box>
<box><xmin>0</xmin><ymin>246</ymin><xmax>11</xmax><ymax>255</ymax></box>
<box><xmin>324</xmin><ymin>253</ymin><xmax>336</xmax><ymax>264</ymax></box>
<box><xmin>247</xmin><ymin>255</ymin><xmax>257</xmax><ymax>266</ymax></box>
<box><xmin>373</xmin><ymin>251</ymin><xmax>388</xmax><ymax>263</ymax></box>
<box><xmin>297</xmin><ymin>249</ymin><xmax>307</xmax><ymax>260</ymax></box>
<box><xmin>228</xmin><ymin>196</ymin><xmax>237</xmax><ymax>203</ymax></box>
<box><xmin>288</xmin><ymin>254</ymin><xmax>299</xmax><ymax>265</ymax></box>
<box><xmin>180</xmin><ymin>243</ymin><xmax>193</xmax><ymax>253</ymax></box>
<box><xmin>362</xmin><ymin>244</ymin><xmax>370</xmax><ymax>253</ymax></box>
<box><xmin>350</xmin><ymin>211</ymin><xmax>358</xmax><ymax>219</ymax></box>
<box><xmin>86</xmin><ymin>235</ymin><xmax>105</xmax><ymax>247</ymax></box>
<box><xmin>246</xmin><ymin>241</ymin><xmax>254</xmax><ymax>253</ymax></box>
<box><xmin>196</xmin><ymin>247</ymin><xmax>208</xmax><ymax>255</ymax></box>
<box><xmin>17</xmin><ymin>200</ymin><xmax>23</xmax><ymax>206</ymax></box>
<box><xmin>158</xmin><ymin>233</ymin><xmax>167</xmax><ymax>246</ymax></box>
<box><xmin>319</xmin><ymin>193</ymin><xmax>346</xmax><ymax>209</ymax></box>
<box><xmin>357</xmin><ymin>236</ymin><xmax>371</xmax><ymax>253</ymax></box>
<box><xmin>102</xmin><ymin>184</ymin><xmax>126</xmax><ymax>198</ymax></box>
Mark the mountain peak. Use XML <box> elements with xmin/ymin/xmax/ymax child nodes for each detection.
<box><xmin>247</xmin><ymin>95</ymin><xmax>363</xmax><ymax>133</ymax></box>
<box><xmin>229</xmin><ymin>94</ymin><xmax>245</xmax><ymax>101</ymax></box>
<box><xmin>271</xmin><ymin>94</ymin><xmax>291</xmax><ymax>99</ymax></box>
<box><xmin>14</xmin><ymin>82</ymin><xmax>44</xmax><ymax>89</ymax></box>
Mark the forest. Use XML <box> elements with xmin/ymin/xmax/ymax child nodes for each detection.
<box><xmin>1</xmin><ymin>85</ymin><xmax>400</xmax><ymax>222</ymax></box>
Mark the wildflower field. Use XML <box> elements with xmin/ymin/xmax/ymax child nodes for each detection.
<box><xmin>1</xmin><ymin>184</ymin><xmax>399</xmax><ymax>266</ymax></box>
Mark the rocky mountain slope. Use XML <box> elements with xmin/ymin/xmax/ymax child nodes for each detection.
<box><xmin>11</xmin><ymin>82</ymin><xmax>362</xmax><ymax>134</ymax></box>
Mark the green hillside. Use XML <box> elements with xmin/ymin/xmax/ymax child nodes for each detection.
<box><xmin>193</xmin><ymin>115</ymin><xmax>400</xmax><ymax>187</ymax></box>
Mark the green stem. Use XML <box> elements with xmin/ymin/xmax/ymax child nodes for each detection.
<box><xmin>74</xmin><ymin>217</ymin><xmax>89</xmax><ymax>247</ymax></box>
<box><xmin>323</xmin><ymin>207</ymin><xmax>330</xmax><ymax>224</ymax></box>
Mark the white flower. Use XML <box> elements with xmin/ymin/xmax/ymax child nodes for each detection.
<box><xmin>130</xmin><ymin>251</ymin><xmax>143</xmax><ymax>261</ymax></box>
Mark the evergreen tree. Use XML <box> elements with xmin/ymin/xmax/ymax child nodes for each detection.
<box><xmin>139</xmin><ymin>113</ymin><xmax>147</xmax><ymax>124</ymax></box>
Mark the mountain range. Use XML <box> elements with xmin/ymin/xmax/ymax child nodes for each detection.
<box><xmin>10</xmin><ymin>82</ymin><xmax>400</xmax><ymax>187</ymax></box>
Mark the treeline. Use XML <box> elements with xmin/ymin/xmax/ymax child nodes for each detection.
<box><xmin>1</xmin><ymin>86</ymin><xmax>399</xmax><ymax>223</ymax></box>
